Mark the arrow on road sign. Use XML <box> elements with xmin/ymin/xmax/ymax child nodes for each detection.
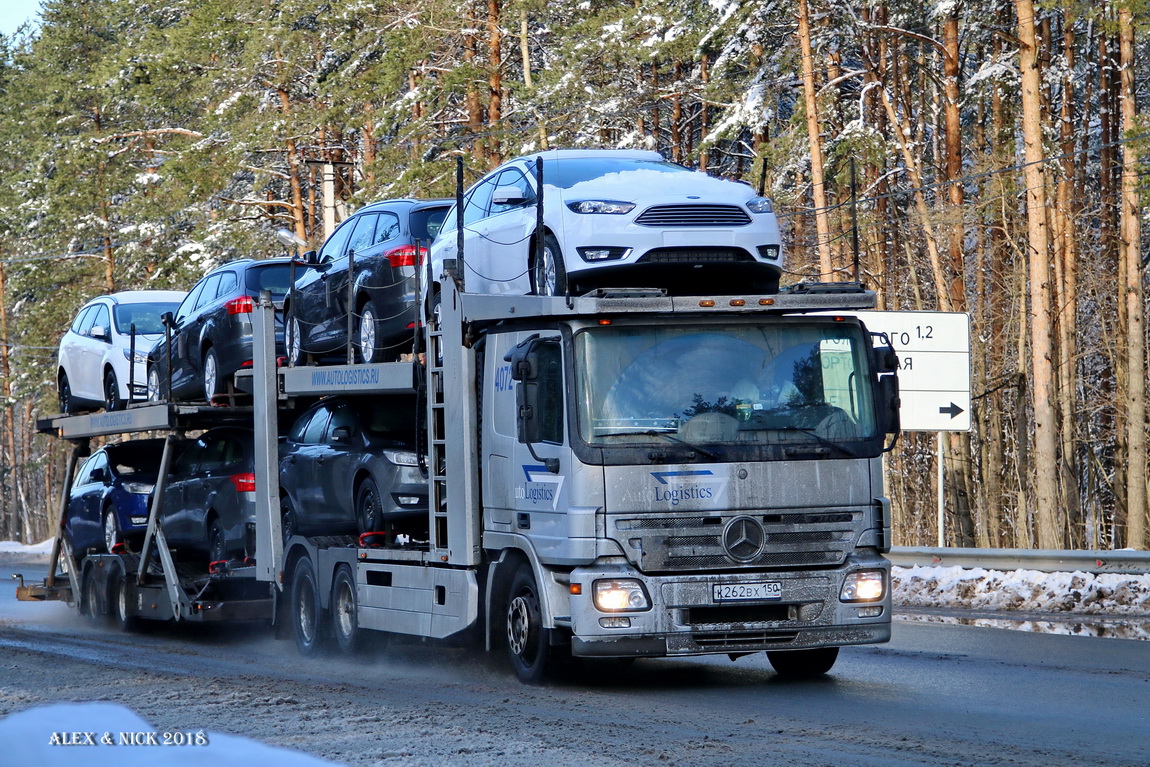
<box><xmin>939</xmin><ymin>402</ymin><xmax>965</xmax><ymax>419</ymax></box>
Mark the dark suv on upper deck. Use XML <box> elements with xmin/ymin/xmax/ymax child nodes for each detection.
<box><xmin>285</xmin><ymin>198</ymin><xmax>451</xmax><ymax>364</ymax></box>
<box><xmin>147</xmin><ymin>258</ymin><xmax>294</xmax><ymax>403</ymax></box>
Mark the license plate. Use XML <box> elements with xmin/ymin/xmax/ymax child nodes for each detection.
<box><xmin>712</xmin><ymin>581</ymin><xmax>782</xmax><ymax>602</ymax></box>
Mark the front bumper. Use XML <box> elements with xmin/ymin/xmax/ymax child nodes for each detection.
<box><xmin>566</xmin><ymin>554</ymin><xmax>891</xmax><ymax>658</ymax></box>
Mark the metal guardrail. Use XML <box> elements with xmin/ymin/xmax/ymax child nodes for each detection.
<box><xmin>888</xmin><ymin>546</ymin><xmax>1150</xmax><ymax>575</ymax></box>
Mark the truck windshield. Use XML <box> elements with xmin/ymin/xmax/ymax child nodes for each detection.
<box><xmin>574</xmin><ymin>322</ymin><xmax>880</xmax><ymax>455</ymax></box>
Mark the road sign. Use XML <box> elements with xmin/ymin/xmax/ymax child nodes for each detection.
<box><xmin>859</xmin><ymin>311</ymin><xmax>971</xmax><ymax>432</ymax></box>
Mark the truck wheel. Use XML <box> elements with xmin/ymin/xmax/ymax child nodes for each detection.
<box><xmin>110</xmin><ymin>563</ymin><xmax>141</xmax><ymax>633</ymax></box>
<box><xmin>331</xmin><ymin>565</ymin><xmax>364</xmax><ymax>654</ymax></box>
<box><xmin>766</xmin><ymin>647</ymin><xmax>839</xmax><ymax>678</ymax></box>
<box><xmin>504</xmin><ymin>563</ymin><xmax>558</xmax><ymax>684</ymax></box>
<box><xmin>290</xmin><ymin>556</ymin><xmax>326</xmax><ymax>656</ymax></box>
<box><xmin>80</xmin><ymin>566</ymin><xmax>105</xmax><ymax>625</ymax></box>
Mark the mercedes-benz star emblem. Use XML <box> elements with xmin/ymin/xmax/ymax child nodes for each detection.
<box><xmin>722</xmin><ymin>516</ymin><xmax>765</xmax><ymax>562</ymax></box>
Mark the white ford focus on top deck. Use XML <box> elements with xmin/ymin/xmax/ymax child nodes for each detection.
<box><xmin>427</xmin><ymin>149</ymin><xmax>783</xmax><ymax>298</ymax></box>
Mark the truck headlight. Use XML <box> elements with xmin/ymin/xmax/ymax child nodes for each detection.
<box><xmin>840</xmin><ymin>570</ymin><xmax>885</xmax><ymax>602</ymax></box>
<box><xmin>593</xmin><ymin>579</ymin><xmax>651</xmax><ymax>612</ymax></box>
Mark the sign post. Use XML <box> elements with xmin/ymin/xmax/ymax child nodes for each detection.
<box><xmin>825</xmin><ymin>310</ymin><xmax>972</xmax><ymax>546</ymax></box>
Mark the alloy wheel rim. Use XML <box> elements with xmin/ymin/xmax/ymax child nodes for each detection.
<box><xmin>104</xmin><ymin>512</ymin><xmax>117</xmax><ymax>551</ymax></box>
<box><xmin>359</xmin><ymin>307</ymin><xmax>376</xmax><ymax>362</ymax></box>
<box><xmin>203</xmin><ymin>353</ymin><xmax>217</xmax><ymax>401</ymax></box>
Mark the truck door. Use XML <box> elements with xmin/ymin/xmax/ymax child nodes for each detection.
<box><xmin>500</xmin><ymin>332</ymin><xmax>577</xmax><ymax>558</ymax></box>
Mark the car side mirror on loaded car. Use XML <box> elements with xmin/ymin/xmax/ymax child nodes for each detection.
<box><xmin>89</xmin><ymin>467</ymin><xmax>108</xmax><ymax>484</ymax></box>
<box><xmin>302</xmin><ymin>250</ymin><xmax>319</xmax><ymax>266</ymax></box>
<box><xmin>161</xmin><ymin>311</ymin><xmax>175</xmax><ymax>329</ymax></box>
<box><xmin>491</xmin><ymin>186</ymin><xmax>534</xmax><ymax>208</ymax></box>
<box><xmin>89</xmin><ymin>325</ymin><xmax>109</xmax><ymax>341</ymax></box>
<box><xmin>330</xmin><ymin>426</ymin><xmax>351</xmax><ymax>444</ymax></box>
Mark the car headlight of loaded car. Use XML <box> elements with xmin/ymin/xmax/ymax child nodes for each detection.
<box><xmin>746</xmin><ymin>197</ymin><xmax>774</xmax><ymax>213</ymax></box>
<box><xmin>565</xmin><ymin>200</ymin><xmax>636</xmax><ymax>215</ymax></box>
<box><xmin>122</xmin><ymin>348</ymin><xmax>150</xmax><ymax>365</ymax></box>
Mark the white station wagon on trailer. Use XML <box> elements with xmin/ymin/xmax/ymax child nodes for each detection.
<box><xmin>428</xmin><ymin>149</ymin><xmax>784</xmax><ymax>296</ymax></box>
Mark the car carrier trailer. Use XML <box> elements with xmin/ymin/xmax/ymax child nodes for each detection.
<box><xmin>19</xmin><ymin>272</ymin><xmax>900</xmax><ymax>684</ymax></box>
<box><xmin>18</xmin><ymin>404</ymin><xmax>274</xmax><ymax>631</ymax></box>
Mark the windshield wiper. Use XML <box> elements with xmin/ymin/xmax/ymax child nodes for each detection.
<box><xmin>771</xmin><ymin>426</ymin><xmax>858</xmax><ymax>458</ymax></box>
<box><xmin>607</xmin><ymin>430</ymin><xmax>721</xmax><ymax>461</ymax></box>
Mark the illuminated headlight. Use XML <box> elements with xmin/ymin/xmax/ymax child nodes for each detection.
<box><xmin>122</xmin><ymin>348</ymin><xmax>150</xmax><ymax>365</ymax></box>
<box><xmin>566</xmin><ymin>200</ymin><xmax>636</xmax><ymax>215</ymax></box>
<box><xmin>383</xmin><ymin>450</ymin><xmax>420</xmax><ymax>466</ymax></box>
<box><xmin>840</xmin><ymin>570</ymin><xmax>886</xmax><ymax>602</ymax></box>
<box><xmin>593</xmin><ymin>579</ymin><xmax>651</xmax><ymax>612</ymax></box>
<box><xmin>123</xmin><ymin>482</ymin><xmax>155</xmax><ymax>494</ymax></box>
<box><xmin>746</xmin><ymin>196</ymin><xmax>774</xmax><ymax>213</ymax></box>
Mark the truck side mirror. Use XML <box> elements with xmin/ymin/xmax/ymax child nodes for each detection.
<box><xmin>877</xmin><ymin>373</ymin><xmax>900</xmax><ymax>437</ymax></box>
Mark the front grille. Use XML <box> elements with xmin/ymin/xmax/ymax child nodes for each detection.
<box><xmin>634</xmin><ymin>204</ymin><xmax>752</xmax><ymax>227</ymax></box>
<box><xmin>685</xmin><ymin>604</ymin><xmax>793</xmax><ymax>625</ymax></box>
<box><xmin>615</xmin><ymin>510</ymin><xmax>861</xmax><ymax>573</ymax></box>
<box><xmin>693</xmin><ymin>630</ymin><xmax>798</xmax><ymax>649</ymax></box>
<box><xmin>636</xmin><ymin>247</ymin><xmax>753</xmax><ymax>263</ymax></box>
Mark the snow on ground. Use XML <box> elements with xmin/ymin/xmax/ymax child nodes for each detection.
<box><xmin>0</xmin><ymin>702</ymin><xmax>340</xmax><ymax>766</ymax></box>
<box><xmin>0</xmin><ymin>539</ymin><xmax>53</xmax><ymax>564</ymax></box>
<box><xmin>893</xmin><ymin>565</ymin><xmax>1150</xmax><ymax>615</ymax></box>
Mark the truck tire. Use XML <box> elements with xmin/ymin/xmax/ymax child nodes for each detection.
<box><xmin>766</xmin><ymin>647</ymin><xmax>839</xmax><ymax>678</ymax></box>
<box><xmin>504</xmin><ymin>563</ymin><xmax>560</xmax><ymax>684</ymax></box>
<box><xmin>80</xmin><ymin>565</ymin><xmax>105</xmax><ymax>625</ymax></box>
<box><xmin>109</xmin><ymin>563</ymin><xmax>142</xmax><ymax>633</ymax></box>
<box><xmin>330</xmin><ymin>564</ymin><xmax>364</xmax><ymax>655</ymax></box>
<box><xmin>290</xmin><ymin>556</ymin><xmax>326</xmax><ymax>656</ymax></box>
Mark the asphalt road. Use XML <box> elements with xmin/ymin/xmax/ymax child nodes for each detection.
<box><xmin>1</xmin><ymin>562</ymin><xmax>1148</xmax><ymax>767</ymax></box>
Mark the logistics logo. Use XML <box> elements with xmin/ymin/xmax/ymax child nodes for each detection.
<box><xmin>649</xmin><ymin>470</ymin><xmax>728</xmax><ymax>507</ymax></box>
<box><xmin>516</xmin><ymin>464</ymin><xmax>564</xmax><ymax>509</ymax></box>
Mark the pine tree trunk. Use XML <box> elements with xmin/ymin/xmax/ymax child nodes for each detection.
<box><xmin>796</xmin><ymin>0</ymin><xmax>833</xmax><ymax>279</ymax></box>
<box><xmin>1016</xmin><ymin>0</ymin><xmax>1062</xmax><ymax>548</ymax></box>
<box><xmin>1118</xmin><ymin>6</ymin><xmax>1147</xmax><ymax>548</ymax></box>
